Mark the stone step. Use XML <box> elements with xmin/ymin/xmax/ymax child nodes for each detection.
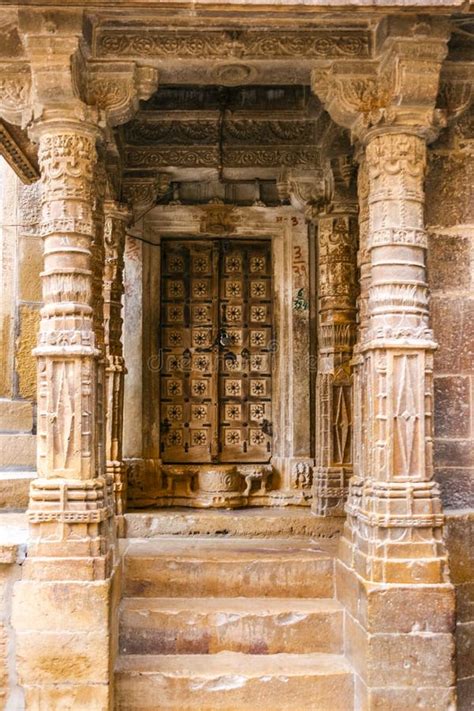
<box><xmin>119</xmin><ymin>597</ymin><xmax>344</xmax><ymax>655</ymax></box>
<box><xmin>123</xmin><ymin>538</ymin><xmax>335</xmax><ymax>598</ymax></box>
<box><xmin>116</xmin><ymin>652</ymin><xmax>354</xmax><ymax>710</ymax></box>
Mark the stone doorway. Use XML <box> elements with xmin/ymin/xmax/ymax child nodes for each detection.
<box><xmin>124</xmin><ymin>205</ymin><xmax>314</xmax><ymax>508</ymax></box>
<box><xmin>160</xmin><ymin>238</ymin><xmax>273</xmax><ymax>465</ymax></box>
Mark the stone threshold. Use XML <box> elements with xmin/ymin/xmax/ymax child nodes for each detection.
<box><xmin>124</xmin><ymin>507</ymin><xmax>344</xmax><ymax>539</ymax></box>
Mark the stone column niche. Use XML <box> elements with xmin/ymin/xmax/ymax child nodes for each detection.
<box><xmin>313</xmin><ymin>178</ymin><xmax>358</xmax><ymax>517</ymax></box>
<box><xmin>11</xmin><ymin>117</ymin><xmax>117</xmax><ymax>709</ymax></box>
<box><xmin>312</xmin><ymin>18</ymin><xmax>456</xmax><ymax>708</ymax></box>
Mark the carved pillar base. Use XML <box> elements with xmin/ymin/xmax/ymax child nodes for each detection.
<box><xmin>313</xmin><ymin>466</ymin><xmax>350</xmax><ymax>517</ymax></box>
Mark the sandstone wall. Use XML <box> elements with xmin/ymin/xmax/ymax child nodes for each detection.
<box><xmin>0</xmin><ymin>159</ymin><xmax>41</xmax><ymax>509</ymax></box>
<box><xmin>426</xmin><ymin>114</ymin><xmax>474</xmax><ymax>513</ymax></box>
<box><xmin>426</xmin><ymin>110</ymin><xmax>474</xmax><ymax>710</ymax></box>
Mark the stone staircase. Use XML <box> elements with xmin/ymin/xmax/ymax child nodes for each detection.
<box><xmin>115</xmin><ymin>536</ymin><xmax>354</xmax><ymax>710</ymax></box>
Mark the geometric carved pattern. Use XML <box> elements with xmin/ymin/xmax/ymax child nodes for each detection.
<box><xmin>160</xmin><ymin>239</ymin><xmax>272</xmax><ymax>464</ymax></box>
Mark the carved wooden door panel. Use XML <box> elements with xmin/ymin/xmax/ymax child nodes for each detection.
<box><xmin>160</xmin><ymin>239</ymin><xmax>272</xmax><ymax>464</ymax></box>
<box><xmin>161</xmin><ymin>241</ymin><xmax>219</xmax><ymax>463</ymax></box>
<box><xmin>219</xmin><ymin>241</ymin><xmax>272</xmax><ymax>462</ymax></box>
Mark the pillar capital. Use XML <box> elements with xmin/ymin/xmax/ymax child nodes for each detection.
<box><xmin>0</xmin><ymin>9</ymin><xmax>159</xmax><ymax>130</ymax></box>
<box><xmin>311</xmin><ymin>17</ymin><xmax>451</xmax><ymax>144</ymax></box>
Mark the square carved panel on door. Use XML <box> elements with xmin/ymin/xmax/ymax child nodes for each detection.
<box><xmin>160</xmin><ymin>239</ymin><xmax>272</xmax><ymax>464</ymax></box>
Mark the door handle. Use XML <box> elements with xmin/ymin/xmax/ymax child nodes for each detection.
<box><xmin>213</xmin><ymin>328</ymin><xmax>230</xmax><ymax>349</ymax></box>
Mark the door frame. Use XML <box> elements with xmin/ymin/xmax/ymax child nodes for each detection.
<box><xmin>123</xmin><ymin>204</ymin><xmax>315</xmax><ymax>507</ymax></box>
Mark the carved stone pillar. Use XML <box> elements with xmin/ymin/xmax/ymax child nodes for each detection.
<box><xmin>103</xmin><ymin>200</ymin><xmax>130</xmax><ymax>520</ymax></box>
<box><xmin>312</xmin><ymin>185</ymin><xmax>358</xmax><ymax>516</ymax></box>
<box><xmin>312</xmin><ymin>20</ymin><xmax>456</xmax><ymax>706</ymax></box>
<box><xmin>352</xmin><ymin>130</ymin><xmax>447</xmax><ymax>583</ymax></box>
<box><xmin>26</xmin><ymin>118</ymin><xmax>114</xmax><ymax>575</ymax></box>
<box><xmin>341</xmin><ymin>154</ymin><xmax>370</xmax><ymax>562</ymax></box>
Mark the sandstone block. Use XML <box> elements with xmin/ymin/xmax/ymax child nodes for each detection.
<box><xmin>457</xmin><ymin>621</ymin><xmax>474</xmax><ymax>680</ymax></box>
<box><xmin>363</xmin><ymin>683</ymin><xmax>456</xmax><ymax>711</ymax></box>
<box><xmin>368</xmin><ymin>632</ymin><xmax>455</xmax><ymax>688</ymax></box>
<box><xmin>16</xmin><ymin>630</ymin><xmax>110</xmax><ymax>685</ymax></box>
<box><xmin>434</xmin><ymin>376</ymin><xmax>471</xmax><ymax>439</ymax></box>
<box><xmin>0</xmin><ymin>434</ymin><xmax>36</xmax><ymax>469</ymax></box>
<box><xmin>0</xmin><ymin>399</ymin><xmax>33</xmax><ymax>432</ymax></box>
<box><xmin>432</xmin><ymin>297</ymin><xmax>474</xmax><ymax>374</ymax></box>
<box><xmin>427</xmin><ymin>233</ymin><xmax>471</xmax><ymax>291</ymax></box>
<box><xmin>0</xmin><ymin>472</ymin><xmax>35</xmax><ymax>511</ymax></box>
<box><xmin>434</xmin><ymin>439</ymin><xmax>474</xmax><ymax>469</ymax></box>
<box><xmin>13</xmin><ymin>579</ymin><xmax>111</xmax><ymax>632</ymax></box>
<box><xmin>436</xmin><ymin>467</ymin><xmax>474</xmax><ymax>510</ymax></box>
<box><xmin>18</xmin><ymin>235</ymin><xmax>43</xmax><ymax>303</ymax></box>
<box><xmin>458</xmin><ymin>677</ymin><xmax>474</xmax><ymax>711</ymax></box>
<box><xmin>446</xmin><ymin>512</ymin><xmax>474</xmax><ymax>584</ymax></box>
<box><xmin>23</xmin><ymin>683</ymin><xmax>111</xmax><ymax>711</ymax></box>
<box><xmin>120</xmin><ymin>597</ymin><xmax>344</xmax><ymax>655</ymax></box>
<box><xmin>124</xmin><ymin>538</ymin><xmax>334</xmax><ymax>599</ymax></box>
<box><xmin>116</xmin><ymin>652</ymin><xmax>353</xmax><ymax>711</ymax></box>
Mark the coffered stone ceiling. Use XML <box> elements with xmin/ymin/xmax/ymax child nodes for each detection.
<box><xmin>118</xmin><ymin>85</ymin><xmax>345</xmax><ymax>184</ymax></box>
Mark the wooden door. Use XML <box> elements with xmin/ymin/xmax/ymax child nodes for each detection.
<box><xmin>160</xmin><ymin>239</ymin><xmax>272</xmax><ymax>464</ymax></box>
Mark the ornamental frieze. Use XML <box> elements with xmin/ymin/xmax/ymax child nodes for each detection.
<box><xmin>95</xmin><ymin>29</ymin><xmax>370</xmax><ymax>60</ymax></box>
<box><xmin>124</xmin><ymin>119</ymin><xmax>316</xmax><ymax>146</ymax></box>
<box><xmin>125</xmin><ymin>145</ymin><xmax>319</xmax><ymax>168</ymax></box>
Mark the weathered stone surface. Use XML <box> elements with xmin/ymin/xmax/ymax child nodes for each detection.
<box><xmin>458</xmin><ymin>677</ymin><xmax>474</xmax><ymax>711</ymax></box>
<box><xmin>435</xmin><ymin>467</ymin><xmax>474</xmax><ymax>509</ymax></box>
<box><xmin>432</xmin><ymin>297</ymin><xmax>474</xmax><ymax>374</ymax></box>
<box><xmin>15</xmin><ymin>304</ymin><xmax>40</xmax><ymax>400</ymax></box>
<box><xmin>0</xmin><ymin>399</ymin><xmax>32</xmax><ymax>433</ymax></box>
<box><xmin>124</xmin><ymin>509</ymin><xmax>343</xmax><ymax>540</ymax></box>
<box><xmin>446</xmin><ymin>512</ymin><xmax>474</xmax><ymax>585</ymax></box>
<box><xmin>16</xmin><ymin>630</ymin><xmax>110</xmax><ymax>685</ymax></box>
<box><xmin>116</xmin><ymin>652</ymin><xmax>354</xmax><ymax>711</ymax></box>
<box><xmin>24</xmin><ymin>683</ymin><xmax>111</xmax><ymax>711</ymax></box>
<box><xmin>434</xmin><ymin>376</ymin><xmax>471</xmax><ymax>439</ymax></box>
<box><xmin>13</xmin><ymin>580</ymin><xmax>112</xmax><ymax>632</ymax></box>
<box><xmin>427</xmin><ymin>233</ymin><xmax>472</xmax><ymax>291</ymax></box>
<box><xmin>18</xmin><ymin>235</ymin><xmax>42</xmax><ymax>303</ymax></box>
<box><xmin>124</xmin><ymin>538</ymin><xmax>335</xmax><ymax>599</ymax></box>
<box><xmin>435</xmin><ymin>439</ymin><xmax>474</xmax><ymax>468</ymax></box>
<box><xmin>0</xmin><ymin>434</ymin><xmax>35</xmax><ymax>469</ymax></box>
<box><xmin>0</xmin><ymin>472</ymin><xmax>34</xmax><ymax>511</ymax></box>
<box><xmin>120</xmin><ymin>597</ymin><xmax>344</xmax><ymax>655</ymax></box>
